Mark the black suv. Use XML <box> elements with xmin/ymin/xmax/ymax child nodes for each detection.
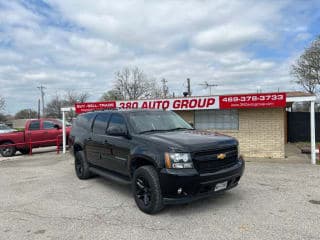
<box><xmin>69</xmin><ymin>110</ymin><xmax>244</xmax><ymax>214</ymax></box>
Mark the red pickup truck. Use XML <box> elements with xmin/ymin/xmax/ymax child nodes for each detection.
<box><xmin>0</xmin><ymin>119</ymin><xmax>71</xmax><ymax>157</ymax></box>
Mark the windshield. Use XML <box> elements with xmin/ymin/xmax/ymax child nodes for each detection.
<box><xmin>0</xmin><ymin>124</ymin><xmax>11</xmax><ymax>130</ymax></box>
<box><xmin>128</xmin><ymin>111</ymin><xmax>193</xmax><ymax>133</ymax></box>
<box><xmin>56</xmin><ymin>119</ymin><xmax>72</xmax><ymax>127</ymax></box>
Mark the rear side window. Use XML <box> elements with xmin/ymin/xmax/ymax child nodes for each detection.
<box><xmin>29</xmin><ymin>121</ymin><xmax>40</xmax><ymax>130</ymax></box>
<box><xmin>93</xmin><ymin>113</ymin><xmax>111</xmax><ymax>134</ymax></box>
<box><xmin>75</xmin><ymin>113</ymin><xmax>96</xmax><ymax>131</ymax></box>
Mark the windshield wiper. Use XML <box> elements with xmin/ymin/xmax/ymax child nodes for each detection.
<box><xmin>167</xmin><ymin>127</ymin><xmax>193</xmax><ymax>131</ymax></box>
<box><xmin>139</xmin><ymin>129</ymin><xmax>170</xmax><ymax>134</ymax></box>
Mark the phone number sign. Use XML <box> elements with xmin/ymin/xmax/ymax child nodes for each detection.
<box><xmin>219</xmin><ymin>93</ymin><xmax>286</xmax><ymax>109</ymax></box>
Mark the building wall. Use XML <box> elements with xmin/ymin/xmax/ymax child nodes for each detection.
<box><xmin>175</xmin><ymin>108</ymin><xmax>285</xmax><ymax>158</ymax></box>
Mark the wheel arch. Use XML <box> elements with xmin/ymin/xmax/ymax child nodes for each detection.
<box><xmin>129</xmin><ymin>155</ymin><xmax>158</xmax><ymax>178</ymax></box>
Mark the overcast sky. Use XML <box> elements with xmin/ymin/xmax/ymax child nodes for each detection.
<box><xmin>0</xmin><ymin>0</ymin><xmax>319</xmax><ymax>114</ymax></box>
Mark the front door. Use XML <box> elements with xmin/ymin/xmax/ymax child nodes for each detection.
<box><xmin>87</xmin><ymin>113</ymin><xmax>111</xmax><ymax>168</ymax></box>
<box><xmin>104</xmin><ymin>114</ymin><xmax>130</xmax><ymax>175</ymax></box>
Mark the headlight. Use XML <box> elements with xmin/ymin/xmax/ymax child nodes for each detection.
<box><xmin>164</xmin><ymin>152</ymin><xmax>193</xmax><ymax>169</ymax></box>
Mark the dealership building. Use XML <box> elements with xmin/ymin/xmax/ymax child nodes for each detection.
<box><xmin>65</xmin><ymin>91</ymin><xmax>316</xmax><ymax>163</ymax></box>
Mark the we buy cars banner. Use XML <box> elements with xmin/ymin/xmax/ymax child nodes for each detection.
<box><xmin>219</xmin><ymin>92</ymin><xmax>286</xmax><ymax>109</ymax></box>
<box><xmin>75</xmin><ymin>101</ymin><xmax>116</xmax><ymax>114</ymax></box>
<box><xmin>75</xmin><ymin>92</ymin><xmax>286</xmax><ymax>113</ymax></box>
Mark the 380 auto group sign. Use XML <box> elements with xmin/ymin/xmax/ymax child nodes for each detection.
<box><xmin>75</xmin><ymin>93</ymin><xmax>286</xmax><ymax>114</ymax></box>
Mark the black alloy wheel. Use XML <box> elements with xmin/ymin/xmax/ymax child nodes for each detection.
<box><xmin>133</xmin><ymin>165</ymin><xmax>164</xmax><ymax>214</ymax></box>
<box><xmin>74</xmin><ymin>151</ymin><xmax>92</xmax><ymax>179</ymax></box>
<box><xmin>135</xmin><ymin>176</ymin><xmax>152</xmax><ymax>206</ymax></box>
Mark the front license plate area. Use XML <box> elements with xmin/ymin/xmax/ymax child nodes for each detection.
<box><xmin>214</xmin><ymin>181</ymin><xmax>228</xmax><ymax>192</ymax></box>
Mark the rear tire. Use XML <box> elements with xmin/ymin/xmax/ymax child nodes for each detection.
<box><xmin>0</xmin><ymin>142</ymin><xmax>16</xmax><ymax>157</ymax></box>
<box><xmin>133</xmin><ymin>166</ymin><xmax>164</xmax><ymax>214</ymax></box>
<box><xmin>75</xmin><ymin>151</ymin><xmax>92</xmax><ymax>179</ymax></box>
<box><xmin>19</xmin><ymin>148</ymin><xmax>30</xmax><ymax>155</ymax></box>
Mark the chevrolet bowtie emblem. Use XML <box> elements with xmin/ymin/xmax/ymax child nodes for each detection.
<box><xmin>217</xmin><ymin>153</ymin><xmax>226</xmax><ymax>160</ymax></box>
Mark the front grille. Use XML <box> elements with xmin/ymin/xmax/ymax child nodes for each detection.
<box><xmin>193</xmin><ymin>146</ymin><xmax>238</xmax><ymax>174</ymax></box>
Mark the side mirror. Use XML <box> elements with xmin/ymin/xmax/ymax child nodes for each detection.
<box><xmin>54</xmin><ymin>124</ymin><xmax>61</xmax><ymax>130</ymax></box>
<box><xmin>189</xmin><ymin>122</ymin><xmax>194</xmax><ymax>128</ymax></box>
<box><xmin>107</xmin><ymin>125</ymin><xmax>127</xmax><ymax>136</ymax></box>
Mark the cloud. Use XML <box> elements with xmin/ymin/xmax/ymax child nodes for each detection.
<box><xmin>0</xmin><ymin>0</ymin><xmax>318</xmax><ymax>114</ymax></box>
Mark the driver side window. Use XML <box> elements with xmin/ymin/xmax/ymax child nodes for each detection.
<box><xmin>107</xmin><ymin>114</ymin><xmax>127</xmax><ymax>134</ymax></box>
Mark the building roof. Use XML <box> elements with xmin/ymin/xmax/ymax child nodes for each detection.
<box><xmin>285</xmin><ymin>91</ymin><xmax>315</xmax><ymax>98</ymax></box>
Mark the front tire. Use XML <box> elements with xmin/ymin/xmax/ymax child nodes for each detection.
<box><xmin>74</xmin><ymin>151</ymin><xmax>92</xmax><ymax>179</ymax></box>
<box><xmin>0</xmin><ymin>142</ymin><xmax>16</xmax><ymax>157</ymax></box>
<box><xmin>133</xmin><ymin>166</ymin><xmax>164</xmax><ymax>214</ymax></box>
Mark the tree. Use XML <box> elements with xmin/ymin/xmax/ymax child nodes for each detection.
<box><xmin>66</xmin><ymin>90</ymin><xmax>90</xmax><ymax>105</ymax></box>
<box><xmin>45</xmin><ymin>95</ymin><xmax>65</xmax><ymax>118</ymax></box>
<box><xmin>100</xmin><ymin>90</ymin><xmax>123</xmax><ymax>101</ymax></box>
<box><xmin>291</xmin><ymin>36</ymin><xmax>320</xmax><ymax>94</ymax></box>
<box><xmin>0</xmin><ymin>113</ymin><xmax>7</xmax><ymax>122</ymax></box>
<box><xmin>45</xmin><ymin>91</ymin><xmax>90</xmax><ymax>119</ymax></box>
<box><xmin>15</xmin><ymin>109</ymin><xmax>38</xmax><ymax>119</ymax></box>
<box><xmin>0</xmin><ymin>95</ymin><xmax>5</xmax><ymax>112</ymax></box>
<box><xmin>114</xmin><ymin>66</ymin><xmax>160</xmax><ymax>100</ymax></box>
<box><xmin>101</xmin><ymin>67</ymin><xmax>163</xmax><ymax>101</ymax></box>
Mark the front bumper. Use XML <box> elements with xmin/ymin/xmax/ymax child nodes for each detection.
<box><xmin>159</xmin><ymin>158</ymin><xmax>245</xmax><ymax>205</ymax></box>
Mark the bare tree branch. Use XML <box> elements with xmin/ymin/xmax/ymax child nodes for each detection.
<box><xmin>0</xmin><ymin>95</ymin><xmax>5</xmax><ymax>112</ymax></box>
<box><xmin>114</xmin><ymin>66</ymin><xmax>161</xmax><ymax>100</ymax></box>
<box><xmin>291</xmin><ymin>36</ymin><xmax>320</xmax><ymax>94</ymax></box>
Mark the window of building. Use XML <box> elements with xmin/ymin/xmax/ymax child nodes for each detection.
<box><xmin>195</xmin><ymin>110</ymin><xmax>239</xmax><ymax>130</ymax></box>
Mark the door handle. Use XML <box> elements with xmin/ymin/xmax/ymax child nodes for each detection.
<box><xmin>104</xmin><ymin>140</ymin><xmax>108</xmax><ymax>144</ymax></box>
<box><xmin>87</xmin><ymin>137</ymin><xmax>92</xmax><ymax>141</ymax></box>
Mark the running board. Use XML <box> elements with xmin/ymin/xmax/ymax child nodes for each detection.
<box><xmin>89</xmin><ymin>167</ymin><xmax>131</xmax><ymax>185</ymax></box>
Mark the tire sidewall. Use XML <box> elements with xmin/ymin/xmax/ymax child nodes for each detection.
<box><xmin>133</xmin><ymin>166</ymin><xmax>163</xmax><ymax>214</ymax></box>
<box><xmin>0</xmin><ymin>142</ymin><xmax>16</xmax><ymax>157</ymax></box>
<box><xmin>75</xmin><ymin>151</ymin><xmax>91</xmax><ymax>179</ymax></box>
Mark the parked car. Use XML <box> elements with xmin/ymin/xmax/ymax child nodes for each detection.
<box><xmin>0</xmin><ymin>119</ymin><xmax>71</xmax><ymax>157</ymax></box>
<box><xmin>69</xmin><ymin>110</ymin><xmax>245</xmax><ymax>214</ymax></box>
<box><xmin>0</xmin><ymin>124</ymin><xmax>16</xmax><ymax>134</ymax></box>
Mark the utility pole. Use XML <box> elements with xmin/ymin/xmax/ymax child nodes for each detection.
<box><xmin>37</xmin><ymin>85</ymin><xmax>46</xmax><ymax>117</ymax></box>
<box><xmin>187</xmin><ymin>78</ymin><xmax>191</xmax><ymax>96</ymax></box>
<box><xmin>161</xmin><ymin>78</ymin><xmax>169</xmax><ymax>98</ymax></box>
<box><xmin>37</xmin><ymin>99</ymin><xmax>40</xmax><ymax>119</ymax></box>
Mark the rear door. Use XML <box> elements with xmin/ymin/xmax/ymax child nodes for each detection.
<box><xmin>86</xmin><ymin>113</ymin><xmax>111</xmax><ymax>167</ymax></box>
<box><xmin>41</xmin><ymin>120</ymin><xmax>61</xmax><ymax>146</ymax></box>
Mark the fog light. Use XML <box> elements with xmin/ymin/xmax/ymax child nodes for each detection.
<box><xmin>177</xmin><ymin>188</ymin><xmax>183</xmax><ymax>194</ymax></box>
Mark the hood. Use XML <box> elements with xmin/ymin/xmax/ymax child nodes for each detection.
<box><xmin>138</xmin><ymin>130</ymin><xmax>238</xmax><ymax>152</ymax></box>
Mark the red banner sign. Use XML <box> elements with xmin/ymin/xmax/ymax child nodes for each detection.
<box><xmin>219</xmin><ymin>93</ymin><xmax>286</xmax><ymax>109</ymax></box>
<box><xmin>116</xmin><ymin>97</ymin><xmax>219</xmax><ymax>111</ymax></box>
<box><xmin>75</xmin><ymin>101</ymin><xmax>116</xmax><ymax>114</ymax></box>
<box><xmin>74</xmin><ymin>93</ymin><xmax>287</xmax><ymax>114</ymax></box>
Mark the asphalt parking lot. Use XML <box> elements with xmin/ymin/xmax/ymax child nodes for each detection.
<box><xmin>0</xmin><ymin>151</ymin><xmax>319</xmax><ymax>240</ymax></box>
